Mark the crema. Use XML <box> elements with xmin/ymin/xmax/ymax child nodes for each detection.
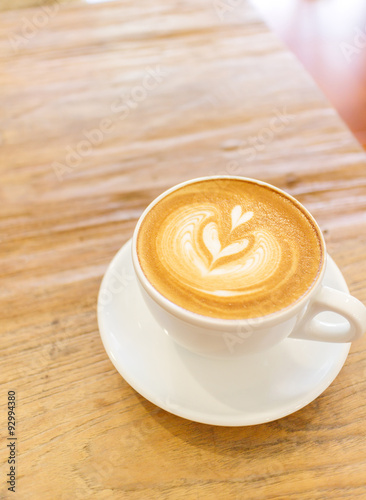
<box><xmin>136</xmin><ymin>178</ymin><xmax>323</xmax><ymax>319</ymax></box>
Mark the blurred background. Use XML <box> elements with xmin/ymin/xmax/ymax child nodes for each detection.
<box><xmin>3</xmin><ymin>0</ymin><xmax>366</xmax><ymax>147</ymax></box>
<box><xmin>252</xmin><ymin>0</ymin><xmax>366</xmax><ymax>147</ymax></box>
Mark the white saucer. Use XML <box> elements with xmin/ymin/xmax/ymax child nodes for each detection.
<box><xmin>98</xmin><ymin>240</ymin><xmax>351</xmax><ymax>426</ymax></box>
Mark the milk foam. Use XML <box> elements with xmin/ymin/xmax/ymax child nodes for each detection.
<box><xmin>157</xmin><ymin>204</ymin><xmax>287</xmax><ymax>298</ymax></box>
<box><xmin>137</xmin><ymin>179</ymin><xmax>323</xmax><ymax>319</ymax></box>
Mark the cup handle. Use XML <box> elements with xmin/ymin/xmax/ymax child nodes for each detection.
<box><xmin>289</xmin><ymin>285</ymin><xmax>366</xmax><ymax>343</ymax></box>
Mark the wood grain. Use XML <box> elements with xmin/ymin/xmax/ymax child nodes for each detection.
<box><xmin>1</xmin><ymin>1</ymin><xmax>366</xmax><ymax>499</ymax></box>
<box><xmin>0</xmin><ymin>0</ymin><xmax>78</xmax><ymax>12</ymax></box>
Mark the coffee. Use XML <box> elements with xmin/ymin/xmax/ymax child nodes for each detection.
<box><xmin>136</xmin><ymin>178</ymin><xmax>324</xmax><ymax>319</ymax></box>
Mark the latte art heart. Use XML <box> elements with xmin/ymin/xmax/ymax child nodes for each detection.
<box><xmin>203</xmin><ymin>205</ymin><xmax>253</xmax><ymax>264</ymax></box>
<box><xmin>137</xmin><ymin>179</ymin><xmax>323</xmax><ymax>319</ymax></box>
<box><xmin>159</xmin><ymin>205</ymin><xmax>285</xmax><ymax>299</ymax></box>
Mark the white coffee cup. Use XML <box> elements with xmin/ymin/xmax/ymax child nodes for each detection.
<box><xmin>132</xmin><ymin>177</ymin><xmax>366</xmax><ymax>357</ymax></box>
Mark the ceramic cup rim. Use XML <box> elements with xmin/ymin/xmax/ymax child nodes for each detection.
<box><xmin>131</xmin><ymin>176</ymin><xmax>326</xmax><ymax>331</ymax></box>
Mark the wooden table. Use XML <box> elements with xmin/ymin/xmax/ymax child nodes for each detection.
<box><xmin>1</xmin><ymin>1</ymin><xmax>366</xmax><ymax>498</ymax></box>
